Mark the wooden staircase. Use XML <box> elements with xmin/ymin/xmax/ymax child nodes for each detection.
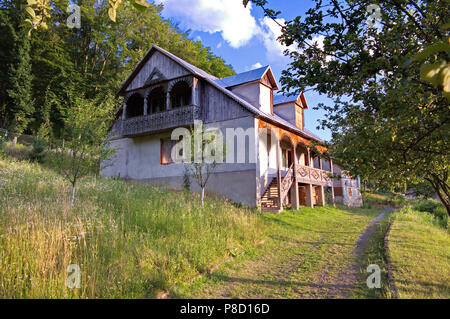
<box><xmin>260</xmin><ymin>164</ymin><xmax>294</xmax><ymax>213</ymax></box>
<box><xmin>260</xmin><ymin>178</ymin><xmax>280</xmax><ymax>211</ymax></box>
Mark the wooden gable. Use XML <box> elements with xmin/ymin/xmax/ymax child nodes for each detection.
<box><xmin>122</xmin><ymin>50</ymin><xmax>190</xmax><ymax>93</ymax></box>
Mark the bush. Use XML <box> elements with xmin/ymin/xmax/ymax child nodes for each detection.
<box><xmin>412</xmin><ymin>200</ymin><xmax>448</xmax><ymax>228</ymax></box>
<box><xmin>29</xmin><ymin>137</ymin><xmax>47</xmax><ymax>163</ymax></box>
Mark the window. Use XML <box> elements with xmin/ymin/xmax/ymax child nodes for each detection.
<box><xmin>160</xmin><ymin>138</ymin><xmax>185</xmax><ymax>164</ymax></box>
<box><xmin>126</xmin><ymin>93</ymin><xmax>144</xmax><ymax>118</ymax></box>
<box><xmin>170</xmin><ymin>81</ymin><xmax>191</xmax><ymax>108</ymax></box>
<box><xmin>147</xmin><ymin>87</ymin><xmax>166</xmax><ymax>114</ymax></box>
<box><xmin>160</xmin><ymin>139</ymin><xmax>176</xmax><ymax>165</ymax></box>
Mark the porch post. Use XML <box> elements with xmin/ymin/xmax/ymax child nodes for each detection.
<box><xmin>191</xmin><ymin>77</ymin><xmax>197</xmax><ymax>106</ymax></box>
<box><xmin>276</xmin><ymin>136</ymin><xmax>283</xmax><ymax>212</ymax></box>
<box><xmin>291</xmin><ymin>145</ymin><xmax>300</xmax><ymax>210</ymax></box>
<box><xmin>330</xmin><ymin>159</ymin><xmax>336</xmax><ymax>206</ymax></box>
<box><xmin>166</xmin><ymin>88</ymin><xmax>171</xmax><ymax>110</ymax></box>
<box><xmin>305</xmin><ymin>184</ymin><xmax>314</xmax><ymax>208</ymax></box>
<box><xmin>318</xmin><ymin>185</ymin><xmax>325</xmax><ymax>206</ymax></box>
<box><xmin>143</xmin><ymin>93</ymin><xmax>148</xmax><ymax>115</ymax></box>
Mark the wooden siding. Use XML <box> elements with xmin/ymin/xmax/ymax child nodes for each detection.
<box><xmin>125</xmin><ymin>51</ymin><xmax>190</xmax><ymax>92</ymax></box>
<box><xmin>201</xmin><ymin>81</ymin><xmax>252</xmax><ymax>123</ymax></box>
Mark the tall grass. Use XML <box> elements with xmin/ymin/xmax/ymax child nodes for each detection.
<box><xmin>388</xmin><ymin>208</ymin><xmax>450</xmax><ymax>298</ymax></box>
<box><xmin>0</xmin><ymin>158</ymin><xmax>262</xmax><ymax>298</ymax></box>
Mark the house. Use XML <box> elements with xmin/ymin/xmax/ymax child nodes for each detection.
<box><xmin>101</xmin><ymin>45</ymin><xmax>362</xmax><ymax>211</ymax></box>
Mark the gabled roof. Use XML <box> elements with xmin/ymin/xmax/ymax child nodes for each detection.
<box><xmin>117</xmin><ymin>45</ymin><xmax>218</xmax><ymax>95</ymax></box>
<box><xmin>215</xmin><ymin>66</ymin><xmax>278</xmax><ymax>89</ymax></box>
<box><xmin>116</xmin><ymin>45</ymin><xmax>321</xmax><ymax>142</ymax></box>
<box><xmin>274</xmin><ymin>92</ymin><xmax>308</xmax><ymax>109</ymax></box>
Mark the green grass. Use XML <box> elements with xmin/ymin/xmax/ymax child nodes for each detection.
<box><xmin>1</xmin><ymin>148</ymin><xmax>448</xmax><ymax>299</ymax></box>
<box><xmin>388</xmin><ymin>208</ymin><xmax>450</xmax><ymax>299</ymax></box>
<box><xmin>0</xmin><ymin>158</ymin><xmax>262</xmax><ymax>298</ymax></box>
<box><xmin>174</xmin><ymin>206</ymin><xmax>389</xmax><ymax>298</ymax></box>
<box><xmin>362</xmin><ymin>191</ymin><xmax>405</xmax><ymax>209</ymax></box>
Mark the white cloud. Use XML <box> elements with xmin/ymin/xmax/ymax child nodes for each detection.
<box><xmin>194</xmin><ymin>35</ymin><xmax>202</xmax><ymax>42</ymax></box>
<box><xmin>156</xmin><ymin>0</ymin><xmax>299</xmax><ymax>62</ymax></box>
<box><xmin>257</xmin><ymin>17</ymin><xmax>300</xmax><ymax>62</ymax></box>
<box><xmin>249</xmin><ymin>62</ymin><xmax>263</xmax><ymax>70</ymax></box>
<box><xmin>157</xmin><ymin>0</ymin><xmax>259</xmax><ymax>48</ymax></box>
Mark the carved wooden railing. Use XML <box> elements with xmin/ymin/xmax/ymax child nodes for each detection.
<box><xmin>121</xmin><ymin>104</ymin><xmax>200</xmax><ymax>137</ymax></box>
<box><xmin>280</xmin><ymin>163</ymin><xmax>294</xmax><ymax>200</ymax></box>
<box><xmin>295</xmin><ymin>164</ymin><xmax>331</xmax><ymax>185</ymax></box>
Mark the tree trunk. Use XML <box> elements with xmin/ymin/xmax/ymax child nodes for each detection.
<box><xmin>71</xmin><ymin>184</ymin><xmax>76</xmax><ymax>208</ymax></box>
<box><xmin>426</xmin><ymin>176</ymin><xmax>450</xmax><ymax>217</ymax></box>
<box><xmin>201</xmin><ymin>187</ymin><xmax>205</xmax><ymax>208</ymax></box>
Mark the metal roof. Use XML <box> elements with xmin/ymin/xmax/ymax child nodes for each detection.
<box><xmin>273</xmin><ymin>94</ymin><xmax>297</xmax><ymax>105</ymax></box>
<box><xmin>214</xmin><ymin>66</ymin><xmax>270</xmax><ymax>88</ymax></box>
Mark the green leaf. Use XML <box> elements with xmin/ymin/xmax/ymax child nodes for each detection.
<box><xmin>108</xmin><ymin>7</ymin><xmax>117</xmax><ymax>22</ymax></box>
<box><xmin>414</xmin><ymin>42</ymin><xmax>450</xmax><ymax>62</ymax></box>
<box><xmin>132</xmin><ymin>0</ymin><xmax>150</xmax><ymax>9</ymax></box>
<box><xmin>25</xmin><ymin>6</ymin><xmax>36</xmax><ymax>18</ymax></box>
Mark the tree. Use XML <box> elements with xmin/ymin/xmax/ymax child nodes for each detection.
<box><xmin>246</xmin><ymin>0</ymin><xmax>450</xmax><ymax>215</ymax></box>
<box><xmin>0</xmin><ymin>1</ymin><xmax>34</xmax><ymax>145</ymax></box>
<box><xmin>172</xmin><ymin>121</ymin><xmax>223</xmax><ymax>208</ymax></box>
<box><xmin>50</xmin><ymin>93</ymin><xmax>117</xmax><ymax>206</ymax></box>
<box><xmin>0</xmin><ymin>0</ymin><xmax>235</xmax><ymax>137</ymax></box>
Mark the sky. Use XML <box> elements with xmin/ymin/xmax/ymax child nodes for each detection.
<box><xmin>154</xmin><ymin>0</ymin><xmax>333</xmax><ymax>141</ymax></box>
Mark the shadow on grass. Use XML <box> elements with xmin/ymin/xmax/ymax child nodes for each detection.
<box><xmin>206</xmin><ymin>273</ymin><xmax>355</xmax><ymax>290</ymax></box>
<box><xmin>269</xmin><ymin>234</ymin><xmax>354</xmax><ymax>246</ymax></box>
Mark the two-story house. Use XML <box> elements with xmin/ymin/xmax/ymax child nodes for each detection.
<box><xmin>101</xmin><ymin>45</ymin><xmax>362</xmax><ymax>211</ymax></box>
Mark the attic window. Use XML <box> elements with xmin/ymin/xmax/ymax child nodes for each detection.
<box><xmin>170</xmin><ymin>81</ymin><xmax>191</xmax><ymax>108</ymax></box>
<box><xmin>126</xmin><ymin>93</ymin><xmax>144</xmax><ymax>118</ymax></box>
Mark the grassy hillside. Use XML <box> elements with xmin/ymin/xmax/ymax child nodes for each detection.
<box><xmin>0</xmin><ymin>158</ymin><xmax>262</xmax><ymax>298</ymax></box>
<box><xmin>175</xmin><ymin>206</ymin><xmax>390</xmax><ymax>299</ymax></box>
<box><xmin>388</xmin><ymin>209</ymin><xmax>450</xmax><ymax>298</ymax></box>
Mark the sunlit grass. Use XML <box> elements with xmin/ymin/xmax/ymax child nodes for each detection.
<box><xmin>0</xmin><ymin>158</ymin><xmax>263</xmax><ymax>298</ymax></box>
<box><xmin>388</xmin><ymin>208</ymin><xmax>450</xmax><ymax>298</ymax></box>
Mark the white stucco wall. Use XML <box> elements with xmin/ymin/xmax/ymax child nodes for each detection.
<box><xmin>101</xmin><ymin>116</ymin><xmax>260</xmax><ymax>206</ymax></box>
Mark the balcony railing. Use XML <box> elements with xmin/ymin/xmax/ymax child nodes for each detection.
<box><xmin>121</xmin><ymin>104</ymin><xmax>199</xmax><ymax>137</ymax></box>
<box><xmin>295</xmin><ymin>164</ymin><xmax>332</xmax><ymax>186</ymax></box>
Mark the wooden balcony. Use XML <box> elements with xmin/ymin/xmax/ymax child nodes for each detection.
<box><xmin>295</xmin><ymin>164</ymin><xmax>332</xmax><ymax>186</ymax></box>
<box><xmin>121</xmin><ymin>104</ymin><xmax>199</xmax><ymax>137</ymax></box>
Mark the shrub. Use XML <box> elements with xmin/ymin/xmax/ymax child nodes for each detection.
<box><xmin>412</xmin><ymin>200</ymin><xmax>448</xmax><ymax>228</ymax></box>
<box><xmin>29</xmin><ymin>137</ymin><xmax>47</xmax><ymax>163</ymax></box>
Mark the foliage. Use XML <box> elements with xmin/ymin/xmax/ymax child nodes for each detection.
<box><xmin>1</xmin><ymin>1</ymin><xmax>234</xmax><ymax>136</ymax></box>
<box><xmin>183</xmin><ymin>121</ymin><xmax>223</xmax><ymax>207</ymax></box>
<box><xmin>183</xmin><ymin>165</ymin><xmax>191</xmax><ymax>190</ymax></box>
<box><xmin>28</xmin><ymin>136</ymin><xmax>46</xmax><ymax>163</ymax></box>
<box><xmin>0</xmin><ymin>2</ymin><xmax>35</xmax><ymax>137</ymax></box>
<box><xmin>362</xmin><ymin>191</ymin><xmax>405</xmax><ymax>209</ymax></box>
<box><xmin>246</xmin><ymin>0</ymin><xmax>450</xmax><ymax>216</ymax></box>
<box><xmin>411</xmin><ymin>200</ymin><xmax>448</xmax><ymax>228</ymax></box>
<box><xmin>0</xmin><ymin>157</ymin><xmax>261</xmax><ymax>298</ymax></box>
<box><xmin>49</xmin><ymin>94</ymin><xmax>117</xmax><ymax>206</ymax></box>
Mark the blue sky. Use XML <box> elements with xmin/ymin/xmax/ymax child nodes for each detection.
<box><xmin>155</xmin><ymin>0</ymin><xmax>333</xmax><ymax>141</ymax></box>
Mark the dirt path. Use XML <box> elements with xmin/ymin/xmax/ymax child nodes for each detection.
<box><xmin>177</xmin><ymin>209</ymin><xmax>386</xmax><ymax>299</ymax></box>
